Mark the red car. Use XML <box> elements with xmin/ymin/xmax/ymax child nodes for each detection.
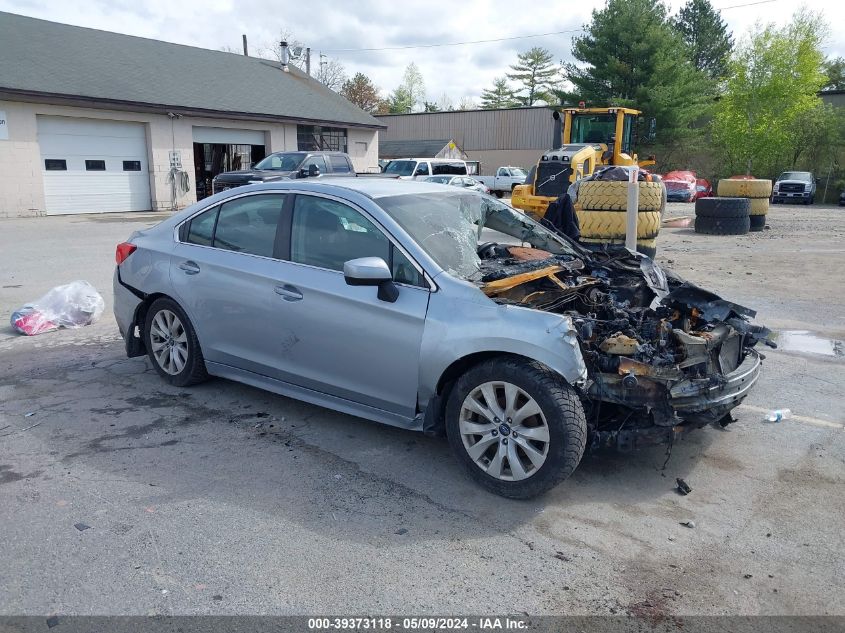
<box><xmin>663</xmin><ymin>170</ymin><xmax>711</xmax><ymax>202</ymax></box>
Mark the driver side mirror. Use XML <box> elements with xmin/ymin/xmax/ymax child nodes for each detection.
<box><xmin>299</xmin><ymin>164</ymin><xmax>321</xmax><ymax>178</ymax></box>
<box><xmin>343</xmin><ymin>257</ymin><xmax>399</xmax><ymax>303</ymax></box>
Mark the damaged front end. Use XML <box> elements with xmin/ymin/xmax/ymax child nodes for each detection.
<box><xmin>478</xmin><ymin>243</ymin><xmax>771</xmax><ymax>451</ymax></box>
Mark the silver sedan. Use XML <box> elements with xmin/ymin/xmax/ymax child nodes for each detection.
<box><xmin>114</xmin><ymin>179</ymin><xmax>765</xmax><ymax>498</ymax></box>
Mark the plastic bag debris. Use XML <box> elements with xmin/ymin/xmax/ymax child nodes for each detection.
<box><xmin>10</xmin><ymin>281</ymin><xmax>104</xmax><ymax>336</ymax></box>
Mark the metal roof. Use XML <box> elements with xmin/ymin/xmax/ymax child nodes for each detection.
<box><xmin>379</xmin><ymin>139</ymin><xmax>458</xmax><ymax>158</ymax></box>
<box><xmin>0</xmin><ymin>12</ymin><xmax>383</xmax><ymax>129</ymax></box>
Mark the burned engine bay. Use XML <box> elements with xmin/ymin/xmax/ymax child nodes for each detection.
<box><xmin>476</xmin><ymin>243</ymin><xmax>773</xmax><ymax>449</ymax></box>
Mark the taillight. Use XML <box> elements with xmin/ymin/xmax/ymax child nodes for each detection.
<box><xmin>116</xmin><ymin>242</ymin><xmax>137</xmax><ymax>265</ymax></box>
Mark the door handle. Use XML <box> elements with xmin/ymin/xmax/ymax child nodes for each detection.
<box><xmin>274</xmin><ymin>284</ymin><xmax>303</xmax><ymax>301</ymax></box>
<box><xmin>179</xmin><ymin>261</ymin><xmax>200</xmax><ymax>275</ymax></box>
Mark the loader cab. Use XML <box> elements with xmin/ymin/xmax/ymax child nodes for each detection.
<box><xmin>562</xmin><ymin>108</ymin><xmax>638</xmax><ymax>165</ymax></box>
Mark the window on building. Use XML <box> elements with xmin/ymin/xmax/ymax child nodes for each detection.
<box><xmin>45</xmin><ymin>159</ymin><xmax>67</xmax><ymax>171</ymax></box>
<box><xmin>85</xmin><ymin>160</ymin><xmax>106</xmax><ymax>171</ymax></box>
<box><xmin>123</xmin><ymin>160</ymin><xmax>142</xmax><ymax>171</ymax></box>
<box><xmin>297</xmin><ymin>125</ymin><xmax>348</xmax><ymax>152</ymax></box>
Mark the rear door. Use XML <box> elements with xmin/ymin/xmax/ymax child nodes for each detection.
<box><xmin>170</xmin><ymin>193</ymin><xmax>291</xmax><ymax>376</ymax></box>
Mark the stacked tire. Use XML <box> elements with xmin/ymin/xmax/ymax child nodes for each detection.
<box><xmin>694</xmin><ymin>197</ymin><xmax>751</xmax><ymax>235</ymax></box>
<box><xmin>715</xmin><ymin>179</ymin><xmax>772</xmax><ymax>232</ymax></box>
<box><xmin>575</xmin><ymin>180</ymin><xmax>665</xmax><ymax>258</ymax></box>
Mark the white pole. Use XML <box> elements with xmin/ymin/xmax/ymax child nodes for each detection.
<box><xmin>626</xmin><ymin>166</ymin><xmax>640</xmax><ymax>251</ymax></box>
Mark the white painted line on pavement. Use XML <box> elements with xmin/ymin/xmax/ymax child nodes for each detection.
<box><xmin>738</xmin><ymin>404</ymin><xmax>844</xmax><ymax>430</ymax></box>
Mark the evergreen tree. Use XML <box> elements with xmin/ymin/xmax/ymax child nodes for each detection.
<box><xmin>566</xmin><ymin>0</ymin><xmax>712</xmax><ymax>148</ymax></box>
<box><xmin>822</xmin><ymin>56</ymin><xmax>845</xmax><ymax>91</ymax></box>
<box><xmin>507</xmin><ymin>48</ymin><xmax>560</xmax><ymax>106</ymax></box>
<box><xmin>673</xmin><ymin>0</ymin><xmax>733</xmax><ymax>79</ymax></box>
<box><xmin>480</xmin><ymin>78</ymin><xmax>520</xmax><ymax>109</ymax></box>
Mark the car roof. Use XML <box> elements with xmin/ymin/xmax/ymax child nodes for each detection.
<box><xmin>240</xmin><ymin>177</ymin><xmax>461</xmax><ymax>199</ymax></box>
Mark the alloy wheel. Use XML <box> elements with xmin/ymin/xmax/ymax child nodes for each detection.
<box><xmin>459</xmin><ymin>381</ymin><xmax>550</xmax><ymax>481</ymax></box>
<box><xmin>149</xmin><ymin>309</ymin><xmax>188</xmax><ymax>375</ymax></box>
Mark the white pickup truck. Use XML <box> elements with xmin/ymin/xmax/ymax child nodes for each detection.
<box><xmin>475</xmin><ymin>166</ymin><xmax>529</xmax><ymax>198</ymax></box>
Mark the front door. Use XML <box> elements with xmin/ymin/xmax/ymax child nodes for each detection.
<box><xmin>270</xmin><ymin>193</ymin><xmax>430</xmax><ymax>418</ymax></box>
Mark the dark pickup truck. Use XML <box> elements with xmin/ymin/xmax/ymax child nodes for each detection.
<box><xmin>212</xmin><ymin>151</ymin><xmax>357</xmax><ymax>195</ymax></box>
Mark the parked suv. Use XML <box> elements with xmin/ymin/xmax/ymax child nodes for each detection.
<box><xmin>212</xmin><ymin>151</ymin><xmax>354</xmax><ymax>194</ymax></box>
<box><xmin>772</xmin><ymin>171</ymin><xmax>817</xmax><ymax>205</ymax></box>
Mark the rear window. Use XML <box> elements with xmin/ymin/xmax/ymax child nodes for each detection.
<box><xmin>432</xmin><ymin>162</ymin><xmax>467</xmax><ymax>175</ymax></box>
<box><xmin>329</xmin><ymin>155</ymin><xmax>352</xmax><ymax>173</ymax></box>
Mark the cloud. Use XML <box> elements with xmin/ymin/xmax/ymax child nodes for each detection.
<box><xmin>2</xmin><ymin>0</ymin><xmax>842</xmax><ymax>102</ymax></box>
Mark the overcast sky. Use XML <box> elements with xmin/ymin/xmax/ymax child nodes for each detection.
<box><xmin>3</xmin><ymin>0</ymin><xmax>843</xmax><ymax>105</ymax></box>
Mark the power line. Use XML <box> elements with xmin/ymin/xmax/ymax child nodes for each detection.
<box><xmin>322</xmin><ymin>29</ymin><xmax>583</xmax><ymax>53</ymax></box>
<box><xmin>716</xmin><ymin>0</ymin><xmax>779</xmax><ymax>10</ymax></box>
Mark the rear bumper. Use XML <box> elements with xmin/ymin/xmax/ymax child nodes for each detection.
<box><xmin>112</xmin><ymin>268</ymin><xmax>144</xmax><ymax>356</ymax></box>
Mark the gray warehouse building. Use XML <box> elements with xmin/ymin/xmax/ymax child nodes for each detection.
<box><xmin>0</xmin><ymin>12</ymin><xmax>383</xmax><ymax>217</ymax></box>
<box><xmin>376</xmin><ymin>107</ymin><xmax>555</xmax><ymax>176</ymax></box>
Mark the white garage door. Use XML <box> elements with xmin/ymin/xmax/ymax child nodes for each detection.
<box><xmin>38</xmin><ymin>116</ymin><xmax>152</xmax><ymax>215</ymax></box>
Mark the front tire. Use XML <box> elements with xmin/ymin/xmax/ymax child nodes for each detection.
<box><xmin>144</xmin><ymin>297</ymin><xmax>209</xmax><ymax>387</ymax></box>
<box><xmin>445</xmin><ymin>357</ymin><xmax>586</xmax><ymax>499</ymax></box>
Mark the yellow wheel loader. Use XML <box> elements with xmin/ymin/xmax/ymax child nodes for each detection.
<box><xmin>512</xmin><ymin>107</ymin><xmax>657</xmax><ymax>220</ymax></box>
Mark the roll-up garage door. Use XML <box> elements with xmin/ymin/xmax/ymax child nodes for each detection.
<box><xmin>192</xmin><ymin>126</ymin><xmax>266</xmax><ymax>145</ymax></box>
<box><xmin>38</xmin><ymin>116</ymin><xmax>152</xmax><ymax>215</ymax></box>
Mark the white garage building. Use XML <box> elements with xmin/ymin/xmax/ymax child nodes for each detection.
<box><xmin>0</xmin><ymin>12</ymin><xmax>384</xmax><ymax>217</ymax></box>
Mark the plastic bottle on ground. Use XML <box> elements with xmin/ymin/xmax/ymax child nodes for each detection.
<box><xmin>764</xmin><ymin>409</ymin><xmax>792</xmax><ymax>423</ymax></box>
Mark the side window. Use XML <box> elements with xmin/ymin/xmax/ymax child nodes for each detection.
<box><xmin>291</xmin><ymin>196</ymin><xmax>389</xmax><ymax>272</ymax></box>
<box><xmin>391</xmin><ymin>247</ymin><xmax>426</xmax><ymax>287</ymax></box>
<box><xmin>414</xmin><ymin>162</ymin><xmax>429</xmax><ymax>176</ymax></box>
<box><xmin>212</xmin><ymin>194</ymin><xmax>286</xmax><ymax>257</ymax></box>
<box><xmin>186</xmin><ymin>206</ymin><xmax>219</xmax><ymax>246</ymax></box>
<box><xmin>329</xmin><ymin>155</ymin><xmax>351</xmax><ymax>173</ymax></box>
<box><xmin>303</xmin><ymin>155</ymin><xmax>328</xmax><ymax>172</ymax></box>
<box><xmin>497</xmin><ymin>168</ymin><xmax>506</xmax><ymax>177</ymax></box>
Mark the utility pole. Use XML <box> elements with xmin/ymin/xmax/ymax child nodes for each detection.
<box><xmin>306</xmin><ymin>47</ymin><xmax>311</xmax><ymax>76</ymax></box>
<box><xmin>242</xmin><ymin>34</ymin><xmax>248</xmax><ymax>56</ymax></box>
<box><xmin>320</xmin><ymin>52</ymin><xmax>327</xmax><ymax>82</ymax></box>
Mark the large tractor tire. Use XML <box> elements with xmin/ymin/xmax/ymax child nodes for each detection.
<box><xmin>748</xmin><ymin>197</ymin><xmax>769</xmax><ymax>216</ymax></box>
<box><xmin>580</xmin><ymin>237</ymin><xmax>657</xmax><ymax>258</ymax></box>
<box><xmin>694</xmin><ymin>215</ymin><xmax>750</xmax><ymax>235</ymax></box>
<box><xmin>576</xmin><ymin>209</ymin><xmax>661</xmax><ymax>240</ymax></box>
<box><xmin>577</xmin><ymin>180</ymin><xmax>663</xmax><ymax>212</ymax></box>
<box><xmin>716</xmin><ymin>178</ymin><xmax>772</xmax><ymax>198</ymax></box>
<box><xmin>695</xmin><ymin>197</ymin><xmax>751</xmax><ymax>218</ymax></box>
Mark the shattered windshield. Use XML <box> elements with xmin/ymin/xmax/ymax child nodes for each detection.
<box><xmin>375</xmin><ymin>191</ymin><xmax>582</xmax><ymax>280</ymax></box>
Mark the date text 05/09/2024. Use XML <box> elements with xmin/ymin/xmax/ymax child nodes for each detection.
<box><xmin>308</xmin><ymin>617</ymin><xmax>529</xmax><ymax>630</ymax></box>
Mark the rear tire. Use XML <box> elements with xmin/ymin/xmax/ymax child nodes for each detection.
<box><xmin>446</xmin><ymin>357</ymin><xmax>586</xmax><ymax>499</ymax></box>
<box><xmin>694</xmin><ymin>215</ymin><xmax>750</xmax><ymax>235</ymax></box>
<box><xmin>695</xmin><ymin>197</ymin><xmax>751</xmax><ymax>218</ymax></box>
<box><xmin>144</xmin><ymin>297</ymin><xmax>209</xmax><ymax>387</ymax></box>
<box><xmin>495</xmin><ymin>190</ymin><xmax>504</xmax><ymax>199</ymax></box>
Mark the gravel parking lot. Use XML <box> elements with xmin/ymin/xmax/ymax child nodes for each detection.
<box><xmin>1</xmin><ymin>203</ymin><xmax>843</xmax><ymax>617</ymax></box>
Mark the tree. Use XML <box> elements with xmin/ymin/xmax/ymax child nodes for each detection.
<box><xmin>423</xmin><ymin>101</ymin><xmax>440</xmax><ymax>112</ymax></box>
<box><xmin>437</xmin><ymin>93</ymin><xmax>454</xmax><ymax>111</ymax></box>
<box><xmin>341</xmin><ymin>73</ymin><xmax>381</xmax><ymax>113</ymax></box>
<box><xmin>566</xmin><ymin>0</ymin><xmax>713</xmax><ymax>149</ymax></box>
<box><xmin>400</xmin><ymin>63</ymin><xmax>426</xmax><ymax>111</ymax></box>
<box><xmin>316</xmin><ymin>57</ymin><xmax>348</xmax><ymax>92</ymax></box>
<box><xmin>712</xmin><ymin>10</ymin><xmax>830</xmax><ymax>176</ymax></box>
<box><xmin>387</xmin><ymin>85</ymin><xmax>414</xmax><ymax>113</ymax></box>
<box><xmin>456</xmin><ymin>96</ymin><xmax>478</xmax><ymax>111</ymax></box>
<box><xmin>822</xmin><ymin>56</ymin><xmax>845</xmax><ymax>91</ymax></box>
<box><xmin>480</xmin><ymin>77</ymin><xmax>520</xmax><ymax>109</ymax></box>
<box><xmin>507</xmin><ymin>48</ymin><xmax>560</xmax><ymax>105</ymax></box>
<box><xmin>672</xmin><ymin>0</ymin><xmax>733</xmax><ymax>79</ymax></box>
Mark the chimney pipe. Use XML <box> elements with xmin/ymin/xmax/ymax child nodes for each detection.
<box><xmin>306</xmin><ymin>47</ymin><xmax>311</xmax><ymax>76</ymax></box>
<box><xmin>280</xmin><ymin>40</ymin><xmax>290</xmax><ymax>72</ymax></box>
<box><xmin>242</xmin><ymin>34</ymin><xmax>248</xmax><ymax>56</ymax></box>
